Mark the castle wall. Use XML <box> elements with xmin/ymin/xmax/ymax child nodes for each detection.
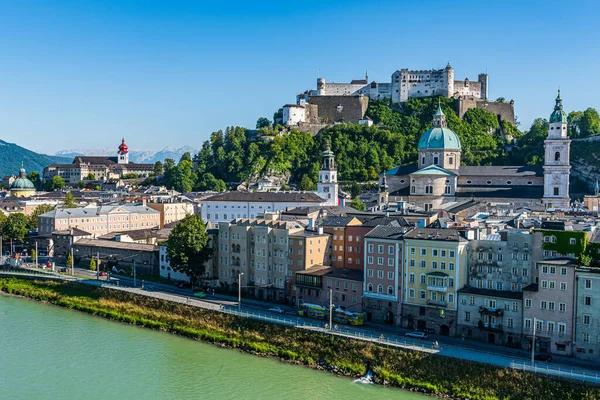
<box><xmin>283</xmin><ymin>105</ymin><xmax>306</xmax><ymax>126</ymax></box>
<box><xmin>456</xmin><ymin>99</ymin><xmax>515</xmax><ymax>125</ymax></box>
<box><xmin>309</xmin><ymin>95</ymin><xmax>369</xmax><ymax>124</ymax></box>
<box><xmin>394</xmin><ymin>69</ymin><xmax>450</xmax><ymax>103</ymax></box>
<box><xmin>368</xmin><ymin>82</ymin><xmax>392</xmax><ymax>100</ymax></box>
<box><xmin>321</xmin><ymin>83</ymin><xmax>369</xmax><ymax>96</ymax></box>
<box><xmin>453</xmin><ymin>80</ymin><xmax>482</xmax><ymax>99</ymax></box>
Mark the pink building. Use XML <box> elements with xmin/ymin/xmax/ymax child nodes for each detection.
<box><xmin>523</xmin><ymin>259</ymin><xmax>577</xmax><ymax>356</ymax></box>
<box><xmin>363</xmin><ymin>226</ymin><xmax>406</xmax><ymax>324</ymax></box>
<box><xmin>295</xmin><ymin>265</ymin><xmax>363</xmax><ymax>312</ymax></box>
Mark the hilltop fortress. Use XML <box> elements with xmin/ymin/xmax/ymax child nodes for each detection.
<box><xmin>282</xmin><ymin>63</ymin><xmax>514</xmax><ymax>129</ymax></box>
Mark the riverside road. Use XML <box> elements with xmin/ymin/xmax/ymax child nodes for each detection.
<box><xmin>5</xmin><ymin>266</ymin><xmax>600</xmax><ymax>384</ymax></box>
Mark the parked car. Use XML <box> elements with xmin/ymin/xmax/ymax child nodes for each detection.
<box><xmin>59</xmin><ymin>267</ymin><xmax>68</xmax><ymax>273</ymax></box>
<box><xmin>405</xmin><ymin>331</ymin><xmax>428</xmax><ymax>340</ymax></box>
<box><xmin>534</xmin><ymin>353</ymin><xmax>553</xmax><ymax>362</ymax></box>
<box><xmin>268</xmin><ymin>307</ymin><xmax>284</xmax><ymax>314</ymax></box>
<box><xmin>99</xmin><ymin>271</ymin><xmax>107</xmax><ymax>277</ymax></box>
<box><xmin>194</xmin><ymin>291</ymin><xmax>207</xmax><ymax>298</ymax></box>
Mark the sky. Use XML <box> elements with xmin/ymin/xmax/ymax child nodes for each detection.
<box><xmin>0</xmin><ymin>0</ymin><xmax>598</xmax><ymax>154</ymax></box>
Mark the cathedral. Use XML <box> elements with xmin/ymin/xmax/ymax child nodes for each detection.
<box><xmin>382</xmin><ymin>91</ymin><xmax>571</xmax><ymax>210</ymax></box>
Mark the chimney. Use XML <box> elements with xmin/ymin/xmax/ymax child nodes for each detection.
<box><xmin>308</xmin><ymin>218</ymin><xmax>315</xmax><ymax>230</ymax></box>
<box><xmin>318</xmin><ymin>226</ymin><xmax>323</xmax><ymax>235</ymax></box>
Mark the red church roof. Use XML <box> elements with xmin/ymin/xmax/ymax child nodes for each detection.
<box><xmin>118</xmin><ymin>138</ymin><xmax>128</xmax><ymax>154</ymax></box>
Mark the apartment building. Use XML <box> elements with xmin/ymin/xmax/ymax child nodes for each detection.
<box><xmin>38</xmin><ymin>205</ymin><xmax>161</xmax><ymax>236</ymax></box>
<box><xmin>574</xmin><ymin>268</ymin><xmax>600</xmax><ymax>361</ymax></box>
<box><xmin>523</xmin><ymin>259</ymin><xmax>577</xmax><ymax>356</ymax></box>
<box><xmin>319</xmin><ymin>217</ymin><xmax>361</xmax><ymax>268</ymax></box>
<box><xmin>147</xmin><ymin>202</ymin><xmax>195</xmax><ymax>228</ymax></box>
<box><xmin>217</xmin><ymin>218</ymin><xmax>305</xmax><ymax>301</ymax></box>
<box><xmin>295</xmin><ymin>265</ymin><xmax>363</xmax><ymax>312</ymax></box>
<box><xmin>363</xmin><ymin>226</ymin><xmax>406</xmax><ymax>324</ymax></box>
<box><xmin>456</xmin><ymin>230</ymin><xmax>533</xmax><ymax>345</ymax></box>
<box><xmin>287</xmin><ymin>230</ymin><xmax>331</xmax><ymax>303</ymax></box>
<box><xmin>402</xmin><ymin>228</ymin><xmax>468</xmax><ymax>336</ymax></box>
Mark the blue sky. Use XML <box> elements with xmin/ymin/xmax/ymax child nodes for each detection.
<box><xmin>0</xmin><ymin>0</ymin><xmax>597</xmax><ymax>154</ymax></box>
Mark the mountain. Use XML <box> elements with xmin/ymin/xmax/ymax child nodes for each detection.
<box><xmin>0</xmin><ymin>139</ymin><xmax>71</xmax><ymax>178</ymax></box>
<box><xmin>54</xmin><ymin>146</ymin><xmax>198</xmax><ymax>164</ymax></box>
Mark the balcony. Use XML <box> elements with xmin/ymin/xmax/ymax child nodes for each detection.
<box><xmin>479</xmin><ymin>306</ymin><xmax>503</xmax><ymax>316</ymax></box>
<box><xmin>426</xmin><ymin>300</ymin><xmax>447</xmax><ymax>308</ymax></box>
<box><xmin>427</xmin><ymin>285</ymin><xmax>448</xmax><ymax>292</ymax></box>
<box><xmin>479</xmin><ymin>321</ymin><xmax>504</xmax><ymax>332</ymax></box>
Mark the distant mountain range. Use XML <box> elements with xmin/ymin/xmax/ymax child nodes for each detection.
<box><xmin>0</xmin><ymin>139</ymin><xmax>71</xmax><ymax>178</ymax></box>
<box><xmin>54</xmin><ymin>146</ymin><xmax>198</xmax><ymax>164</ymax></box>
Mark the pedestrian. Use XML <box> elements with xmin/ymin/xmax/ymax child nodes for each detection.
<box><xmin>334</xmin><ymin>324</ymin><xmax>339</xmax><ymax>331</ymax></box>
<box><xmin>325</xmin><ymin>323</ymin><xmax>329</xmax><ymax>329</ymax></box>
<box><xmin>379</xmin><ymin>334</ymin><xmax>385</xmax><ymax>342</ymax></box>
<box><xmin>461</xmin><ymin>334</ymin><xmax>465</xmax><ymax>341</ymax></box>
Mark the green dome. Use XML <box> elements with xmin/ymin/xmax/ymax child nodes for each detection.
<box><xmin>418</xmin><ymin>127</ymin><xmax>462</xmax><ymax>150</ymax></box>
<box><xmin>10</xmin><ymin>166</ymin><xmax>35</xmax><ymax>191</ymax></box>
<box><xmin>549</xmin><ymin>90</ymin><xmax>567</xmax><ymax>124</ymax></box>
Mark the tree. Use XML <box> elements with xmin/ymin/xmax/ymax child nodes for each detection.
<box><xmin>349</xmin><ymin>197</ymin><xmax>366</xmax><ymax>211</ymax></box>
<box><xmin>89</xmin><ymin>256</ymin><xmax>97</xmax><ymax>271</ymax></box>
<box><xmin>153</xmin><ymin>161</ymin><xmax>164</xmax><ymax>176</ymax></box>
<box><xmin>94</xmin><ymin>185</ymin><xmax>101</xmax><ymax>191</ymax></box>
<box><xmin>66</xmin><ymin>252</ymin><xmax>73</xmax><ymax>268</ymax></box>
<box><xmin>26</xmin><ymin>171</ymin><xmax>41</xmax><ymax>190</ymax></box>
<box><xmin>496</xmin><ymin>97</ymin><xmax>505</xmax><ymax>103</ymax></box>
<box><xmin>180</xmin><ymin>152</ymin><xmax>192</xmax><ymax>163</ymax></box>
<box><xmin>1</xmin><ymin>213</ymin><xmax>29</xmax><ymax>242</ymax></box>
<box><xmin>30</xmin><ymin>248</ymin><xmax>36</xmax><ymax>262</ymax></box>
<box><xmin>28</xmin><ymin>204</ymin><xmax>55</xmax><ymax>229</ymax></box>
<box><xmin>298</xmin><ymin>175</ymin><xmax>316</xmax><ymax>191</ymax></box>
<box><xmin>195</xmin><ymin>172</ymin><xmax>227</xmax><ymax>192</ymax></box>
<box><xmin>163</xmin><ymin>158</ymin><xmax>176</xmax><ymax>188</ymax></box>
<box><xmin>172</xmin><ymin>160</ymin><xmax>195</xmax><ymax>193</ymax></box>
<box><xmin>256</xmin><ymin>117</ymin><xmax>271</xmax><ymax>129</ymax></box>
<box><xmin>78</xmin><ymin>181</ymin><xmax>86</xmax><ymax>189</ymax></box>
<box><xmin>63</xmin><ymin>191</ymin><xmax>78</xmax><ymax>208</ymax></box>
<box><xmin>45</xmin><ymin>175</ymin><xmax>64</xmax><ymax>191</ymax></box>
<box><xmin>166</xmin><ymin>214</ymin><xmax>212</xmax><ymax>283</ymax></box>
<box><xmin>86</xmin><ymin>173</ymin><xmax>95</xmax><ymax>180</ymax></box>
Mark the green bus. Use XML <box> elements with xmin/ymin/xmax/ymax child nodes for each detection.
<box><xmin>297</xmin><ymin>303</ymin><xmax>327</xmax><ymax>320</ymax></box>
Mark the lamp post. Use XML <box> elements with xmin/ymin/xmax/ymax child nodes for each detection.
<box><xmin>329</xmin><ymin>288</ymin><xmax>333</xmax><ymax>330</ymax></box>
<box><xmin>531</xmin><ymin>317</ymin><xmax>537</xmax><ymax>364</ymax></box>
<box><xmin>238</xmin><ymin>272</ymin><xmax>244</xmax><ymax>311</ymax></box>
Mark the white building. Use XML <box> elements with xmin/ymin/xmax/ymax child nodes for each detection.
<box><xmin>159</xmin><ymin>244</ymin><xmax>190</xmax><ymax>283</ymax></box>
<box><xmin>316</xmin><ymin>146</ymin><xmax>338</xmax><ymax>206</ymax></box>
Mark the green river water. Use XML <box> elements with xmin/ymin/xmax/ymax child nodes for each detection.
<box><xmin>0</xmin><ymin>296</ymin><xmax>425</xmax><ymax>400</ymax></box>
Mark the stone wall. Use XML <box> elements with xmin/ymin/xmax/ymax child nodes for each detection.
<box><xmin>456</xmin><ymin>99</ymin><xmax>515</xmax><ymax>125</ymax></box>
<box><xmin>309</xmin><ymin>95</ymin><xmax>369</xmax><ymax>124</ymax></box>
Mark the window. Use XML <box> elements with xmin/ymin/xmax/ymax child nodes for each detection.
<box><xmin>558</xmin><ymin>323</ymin><xmax>567</xmax><ymax>335</ymax></box>
<box><xmin>377</xmin><ymin>257</ymin><xmax>384</xmax><ymax>265</ymax></box>
<box><xmin>367</xmin><ymin>283</ymin><xmax>373</xmax><ymax>292</ymax></box>
<box><xmin>585</xmin><ymin>279</ymin><xmax>592</xmax><ymax>289</ymax></box>
<box><xmin>536</xmin><ymin>320</ymin><xmax>543</xmax><ymax>331</ymax></box>
<box><xmin>388</xmin><ymin>246</ymin><xmax>394</xmax><ymax>255</ymax></box>
<box><xmin>559</xmin><ymin>302</ymin><xmax>567</xmax><ymax>312</ymax></box>
<box><xmin>585</xmin><ymin>296</ymin><xmax>592</xmax><ymax>306</ymax></box>
<box><xmin>420</xmin><ymin>274</ymin><xmax>426</xmax><ymax>284</ymax></box>
<box><xmin>507</xmin><ymin>318</ymin><xmax>514</xmax><ymax>328</ymax></box>
<box><xmin>547</xmin><ymin>321</ymin><xmax>555</xmax><ymax>333</ymax></box>
<box><xmin>409</xmin><ymin>273</ymin><xmax>415</xmax><ymax>283</ymax></box>
<box><xmin>550</xmin><ymin>266</ymin><xmax>556</xmax><ymax>275</ymax></box>
<box><xmin>540</xmin><ymin>300</ymin><xmax>547</xmax><ymax>310</ymax></box>
<box><xmin>584</xmin><ymin>333</ymin><xmax>590</xmax><ymax>343</ymax></box>
<box><xmin>420</xmin><ymin>248</ymin><xmax>426</xmax><ymax>256</ymax></box>
<box><xmin>560</xmin><ymin>267</ymin><xmax>567</xmax><ymax>276</ymax></box>
<box><xmin>449</xmin><ymin>262</ymin><xmax>455</xmax><ymax>271</ymax></box>
<box><xmin>554</xmin><ymin>187</ymin><xmax>560</xmax><ymax>196</ymax></box>
<box><xmin>549</xmin><ymin>281</ymin><xmax>556</xmax><ymax>289</ymax></box>
<box><xmin>410</xmin><ymin>259</ymin><xmax>415</xmax><ymax>267</ymax></box>
<box><xmin>410</xmin><ymin>247</ymin><xmax>415</xmax><ymax>255</ymax></box>
<box><xmin>570</xmin><ymin>238</ymin><xmax>577</xmax><ymax>245</ymax></box>
<box><xmin>548</xmin><ymin>301</ymin><xmax>555</xmax><ymax>311</ymax></box>
<box><xmin>367</xmin><ymin>269</ymin><xmax>374</xmax><ymax>277</ymax></box>
<box><xmin>377</xmin><ymin>270</ymin><xmax>384</xmax><ymax>279</ymax></box>
<box><xmin>512</xmin><ymin>302</ymin><xmax>519</xmax><ymax>312</ymax></box>
<box><xmin>440</xmin><ymin>262</ymin><xmax>446</xmax><ymax>270</ymax></box>
<box><xmin>449</xmin><ymin>251</ymin><xmax>455</xmax><ymax>258</ymax></box>
<box><xmin>469</xmin><ymin>296</ymin><xmax>475</xmax><ymax>306</ymax></box>
<box><xmin>387</xmin><ymin>286</ymin><xmax>393</xmax><ymax>295</ymax></box>
<box><xmin>420</xmin><ymin>260</ymin><xmax>426</xmax><ymax>268</ymax></box>
<box><xmin>432</xmin><ymin>249</ymin><xmax>438</xmax><ymax>257</ymax></box>
<box><xmin>387</xmin><ymin>258</ymin><xmax>394</xmax><ymax>267</ymax></box>
<box><xmin>388</xmin><ymin>271</ymin><xmax>394</xmax><ymax>280</ymax></box>
<box><xmin>441</xmin><ymin>250</ymin><xmax>446</xmax><ymax>257</ymax></box>
<box><xmin>448</xmin><ymin>293</ymin><xmax>454</xmax><ymax>303</ymax></box>
<box><xmin>432</xmin><ymin>261</ymin><xmax>438</xmax><ymax>269</ymax></box>
<box><xmin>541</xmin><ymin>280</ymin><xmax>548</xmax><ymax>289</ymax></box>
<box><xmin>377</xmin><ymin>285</ymin><xmax>383</xmax><ymax>294</ymax></box>
<box><xmin>525</xmin><ymin>298</ymin><xmax>532</xmax><ymax>308</ymax></box>
<box><xmin>524</xmin><ymin>318</ymin><xmax>532</xmax><ymax>329</ymax></box>
<box><xmin>378</xmin><ymin>245</ymin><xmax>383</xmax><ymax>254</ymax></box>
<box><xmin>367</xmin><ymin>256</ymin><xmax>374</xmax><ymax>264</ymax></box>
<box><xmin>368</xmin><ymin>244</ymin><xmax>374</xmax><ymax>253</ymax></box>
<box><xmin>409</xmin><ymin>288</ymin><xmax>415</xmax><ymax>298</ymax></box>
<box><xmin>584</xmin><ymin>315</ymin><xmax>591</xmax><ymax>325</ymax></box>
<box><xmin>465</xmin><ymin>311</ymin><xmax>471</xmax><ymax>321</ymax></box>
<box><xmin>560</xmin><ymin>282</ymin><xmax>567</xmax><ymax>291</ymax></box>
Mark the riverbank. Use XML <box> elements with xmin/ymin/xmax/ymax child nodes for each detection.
<box><xmin>1</xmin><ymin>278</ymin><xmax>597</xmax><ymax>400</ymax></box>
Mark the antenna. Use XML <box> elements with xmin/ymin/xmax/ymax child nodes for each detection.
<box><xmin>318</xmin><ymin>68</ymin><xmax>320</xmax><ymax>78</ymax></box>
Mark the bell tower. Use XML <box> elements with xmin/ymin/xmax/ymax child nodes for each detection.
<box><xmin>317</xmin><ymin>144</ymin><xmax>338</xmax><ymax>205</ymax></box>
<box><xmin>118</xmin><ymin>138</ymin><xmax>129</xmax><ymax>165</ymax></box>
<box><xmin>543</xmin><ymin>90</ymin><xmax>571</xmax><ymax>209</ymax></box>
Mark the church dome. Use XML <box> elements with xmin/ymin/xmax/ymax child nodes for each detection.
<box><xmin>118</xmin><ymin>138</ymin><xmax>129</xmax><ymax>154</ymax></box>
<box><xmin>549</xmin><ymin>90</ymin><xmax>567</xmax><ymax>124</ymax></box>
<box><xmin>418</xmin><ymin>127</ymin><xmax>462</xmax><ymax>151</ymax></box>
<box><xmin>10</xmin><ymin>167</ymin><xmax>35</xmax><ymax>191</ymax></box>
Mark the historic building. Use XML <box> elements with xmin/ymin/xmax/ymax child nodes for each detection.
<box><xmin>43</xmin><ymin>138</ymin><xmax>155</xmax><ymax>184</ymax></box>
<box><xmin>9</xmin><ymin>166</ymin><xmax>36</xmax><ymax>198</ymax></box>
<box><xmin>383</xmin><ymin>92</ymin><xmax>571</xmax><ymax>210</ymax></box>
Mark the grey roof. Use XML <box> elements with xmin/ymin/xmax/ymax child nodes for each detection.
<box><xmin>73</xmin><ymin>238</ymin><xmax>157</xmax><ymax>252</ymax></box>
<box><xmin>282</xmin><ymin>206</ymin><xmax>355</xmax><ymax>216</ymax></box>
<box><xmin>40</xmin><ymin>205</ymin><xmax>160</xmax><ymax>219</ymax></box>
<box><xmin>52</xmin><ymin>227</ymin><xmax>92</xmax><ymax>237</ymax></box>
<box><xmin>296</xmin><ymin>265</ymin><xmax>363</xmax><ymax>282</ymax></box>
<box><xmin>365</xmin><ymin>226</ymin><xmax>406</xmax><ymax>240</ymax></box>
<box><xmin>360</xmin><ymin>216</ymin><xmax>412</xmax><ymax>227</ymax></box>
<box><xmin>384</xmin><ymin>164</ymin><xmax>418</xmax><ymax>177</ymax></box>
<box><xmin>98</xmin><ymin>228</ymin><xmax>158</xmax><ymax>241</ymax></box>
<box><xmin>203</xmin><ymin>191</ymin><xmax>324</xmax><ymax>203</ymax></box>
<box><xmin>455</xmin><ymin>185</ymin><xmax>544</xmax><ymax>199</ymax></box>
<box><xmin>320</xmin><ymin>216</ymin><xmax>359</xmax><ymax>227</ymax></box>
<box><xmin>458</xmin><ymin>166</ymin><xmax>543</xmax><ymax>177</ymax></box>
<box><xmin>226</xmin><ymin>218</ymin><xmax>305</xmax><ymax>230</ymax></box>
<box><xmin>458</xmin><ymin>286</ymin><xmax>523</xmax><ymax>300</ymax></box>
<box><xmin>404</xmin><ymin>228</ymin><xmax>466</xmax><ymax>242</ymax></box>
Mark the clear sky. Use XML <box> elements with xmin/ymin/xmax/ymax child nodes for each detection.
<box><xmin>0</xmin><ymin>0</ymin><xmax>597</xmax><ymax>154</ymax></box>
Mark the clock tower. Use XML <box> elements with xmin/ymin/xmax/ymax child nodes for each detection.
<box><xmin>543</xmin><ymin>91</ymin><xmax>571</xmax><ymax>209</ymax></box>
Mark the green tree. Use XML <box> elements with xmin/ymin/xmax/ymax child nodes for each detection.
<box><xmin>153</xmin><ymin>161</ymin><xmax>164</xmax><ymax>176</ymax></box>
<box><xmin>1</xmin><ymin>213</ymin><xmax>29</xmax><ymax>242</ymax></box>
<box><xmin>66</xmin><ymin>252</ymin><xmax>73</xmax><ymax>268</ymax></box>
<box><xmin>496</xmin><ymin>97</ymin><xmax>505</xmax><ymax>103</ymax></box>
<box><xmin>30</xmin><ymin>248</ymin><xmax>36</xmax><ymax>262</ymax></box>
<box><xmin>78</xmin><ymin>181</ymin><xmax>86</xmax><ymax>189</ymax></box>
<box><xmin>163</xmin><ymin>158</ymin><xmax>176</xmax><ymax>188</ymax></box>
<box><xmin>45</xmin><ymin>175</ymin><xmax>65</xmax><ymax>191</ymax></box>
<box><xmin>63</xmin><ymin>191</ymin><xmax>78</xmax><ymax>208</ymax></box>
<box><xmin>26</xmin><ymin>171</ymin><xmax>42</xmax><ymax>190</ymax></box>
<box><xmin>28</xmin><ymin>204</ymin><xmax>55</xmax><ymax>229</ymax></box>
<box><xmin>180</xmin><ymin>152</ymin><xmax>192</xmax><ymax>163</ymax></box>
<box><xmin>94</xmin><ymin>185</ymin><xmax>101</xmax><ymax>191</ymax></box>
<box><xmin>349</xmin><ymin>197</ymin><xmax>366</xmax><ymax>211</ymax></box>
<box><xmin>166</xmin><ymin>214</ymin><xmax>212</xmax><ymax>283</ymax></box>
<box><xmin>298</xmin><ymin>175</ymin><xmax>316</xmax><ymax>191</ymax></box>
<box><xmin>86</xmin><ymin>173</ymin><xmax>95</xmax><ymax>180</ymax></box>
<box><xmin>195</xmin><ymin>172</ymin><xmax>227</xmax><ymax>192</ymax></box>
<box><xmin>580</xmin><ymin>108</ymin><xmax>600</xmax><ymax>137</ymax></box>
<box><xmin>256</xmin><ymin>117</ymin><xmax>271</xmax><ymax>129</ymax></box>
<box><xmin>89</xmin><ymin>256</ymin><xmax>97</xmax><ymax>271</ymax></box>
<box><xmin>173</xmin><ymin>160</ymin><xmax>195</xmax><ymax>193</ymax></box>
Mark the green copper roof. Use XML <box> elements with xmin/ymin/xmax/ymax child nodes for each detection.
<box><xmin>410</xmin><ymin>165</ymin><xmax>457</xmax><ymax>176</ymax></box>
<box><xmin>417</xmin><ymin>127</ymin><xmax>462</xmax><ymax>150</ymax></box>
<box><xmin>434</xmin><ymin>104</ymin><xmax>445</xmax><ymax>117</ymax></box>
<box><xmin>549</xmin><ymin>90</ymin><xmax>567</xmax><ymax>124</ymax></box>
<box><xmin>10</xmin><ymin>165</ymin><xmax>35</xmax><ymax>191</ymax></box>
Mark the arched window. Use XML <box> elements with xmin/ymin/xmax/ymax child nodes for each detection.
<box><xmin>367</xmin><ymin>283</ymin><xmax>373</xmax><ymax>292</ymax></box>
<box><xmin>387</xmin><ymin>285</ymin><xmax>394</xmax><ymax>296</ymax></box>
<box><xmin>377</xmin><ymin>284</ymin><xmax>383</xmax><ymax>294</ymax></box>
<box><xmin>555</xmin><ymin>151</ymin><xmax>560</xmax><ymax>161</ymax></box>
<box><xmin>411</xmin><ymin>185</ymin><xmax>416</xmax><ymax>194</ymax></box>
<box><xmin>445</xmin><ymin>185</ymin><xmax>451</xmax><ymax>194</ymax></box>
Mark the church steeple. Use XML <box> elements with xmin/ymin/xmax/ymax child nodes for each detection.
<box><xmin>543</xmin><ymin>91</ymin><xmax>571</xmax><ymax>209</ymax></box>
<box><xmin>317</xmin><ymin>144</ymin><xmax>338</xmax><ymax>205</ymax></box>
<box><xmin>432</xmin><ymin>100</ymin><xmax>447</xmax><ymax>128</ymax></box>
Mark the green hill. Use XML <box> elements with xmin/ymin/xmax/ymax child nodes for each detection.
<box><xmin>0</xmin><ymin>139</ymin><xmax>71</xmax><ymax>177</ymax></box>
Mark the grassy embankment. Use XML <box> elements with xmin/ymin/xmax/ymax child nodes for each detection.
<box><xmin>0</xmin><ymin>277</ymin><xmax>598</xmax><ymax>400</ymax></box>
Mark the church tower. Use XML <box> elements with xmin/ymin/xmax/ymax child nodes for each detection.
<box><xmin>118</xmin><ymin>138</ymin><xmax>129</xmax><ymax>165</ymax></box>
<box><xmin>378</xmin><ymin>172</ymin><xmax>389</xmax><ymax>207</ymax></box>
<box><xmin>543</xmin><ymin>90</ymin><xmax>571</xmax><ymax>209</ymax></box>
<box><xmin>317</xmin><ymin>145</ymin><xmax>338</xmax><ymax>205</ymax></box>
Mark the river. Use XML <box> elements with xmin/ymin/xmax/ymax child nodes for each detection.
<box><xmin>0</xmin><ymin>296</ymin><xmax>424</xmax><ymax>399</ymax></box>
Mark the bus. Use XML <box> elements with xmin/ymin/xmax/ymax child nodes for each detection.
<box><xmin>334</xmin><ymin>308</ymin><xmax>364</xmax><ymax>326</ymax></box>
<box><xmin>297</xmin><ymin>303</ymin><xmax>327</xmax><ymax>320</ymax></box>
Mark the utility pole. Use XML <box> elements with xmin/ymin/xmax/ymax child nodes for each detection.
<box><xmin>133</xmin><ymin>260</ymin><xmax>136</xmax><ymax>287</ymax></box>
<box><xmin>238</xmin><ymin>272</ymin><xmax>244</xmax><ymax>311</ymax></box>
<box><xmin>531</xmin><ymin>317</ymin><xmax>536</xmax><ymax>364</ymax></box>
<box><xmin>35</xmin><ymin>241</ymin><xmax>38</xmax><ymax>269</ymax></box>
<box><xmin>96</xmin><ymin>251</ymin><xmax>100</xmax><ymax>280</ymax></box>
<box><xmin>329</xmin><ymin>289</ymin><xmax>333</xmax><ymax>330</ymax></box>
<box><xmin>70</xmin><ymin>247</ymin><xmax>74</xmax><ymax>276</ymax></box>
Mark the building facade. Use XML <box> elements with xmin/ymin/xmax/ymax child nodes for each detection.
<box><xmin>574</xmin><ymin>268</ymin><xmax>600</xmax><ymax>361</ymax></box>
<box><xmin>147</xmin><ymin>202</ymin><xmax>195</xmax><ymax>228</ymax></box>
<box><xmin>295</xmin><ymin>265</ymin><xmax>363</xmax><ymax>312</ymax></box>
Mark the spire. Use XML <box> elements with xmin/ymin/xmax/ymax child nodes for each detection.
<box><xmin>549</xmin><ymin>89</ymin><xmax>567</xmax><ymax>124</ymax></box>
<box><xmin>365</xmin><ymin>69</ymin><xmax>368</xmax><ymax>81</ymax></box>
<box><xmin>380</xmin><ymin>172</ymin><xmax>388</xmax><ymax>192</ymax></box>
<box><xmin>432</xmin><ymin>99</ymin><xmax>447</xmax><ymax>128</ymax></box>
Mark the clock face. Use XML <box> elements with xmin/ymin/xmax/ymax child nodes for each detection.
<box><xmin>552</xmin><ymin>174</ymin><xmax>561</xmax><ymax>184</ymax></box>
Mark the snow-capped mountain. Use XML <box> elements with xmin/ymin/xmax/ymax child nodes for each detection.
<box><xmin>54</xmin><ymin>146</ymin><xmax>198</xmax><ymax>164</ymax></box>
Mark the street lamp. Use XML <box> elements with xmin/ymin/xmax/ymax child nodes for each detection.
<box><xmin>238</xmin><ymin>272</ymin><xmax>244</xmax><ymax>311</ymax></box>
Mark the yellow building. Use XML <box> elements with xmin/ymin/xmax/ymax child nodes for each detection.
<box><xmin>147</xmin><ymin>202</ymin><xmax>195</xmax><ymax>228</ymax></box>
<box><xmin>402</xmin><ymin>228</ymin><xmax>468</xmax><ymax>336</ymax></box>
